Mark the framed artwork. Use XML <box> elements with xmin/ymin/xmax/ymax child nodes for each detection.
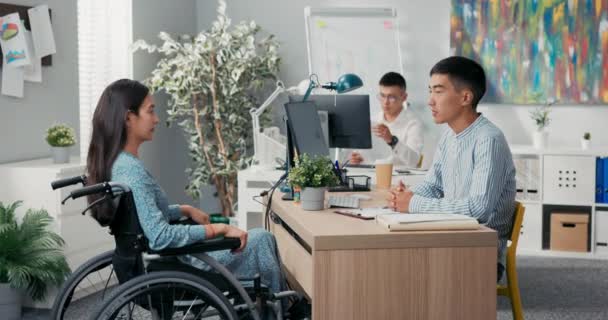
<box><xmin>450</xmin><ymin>0</ymin><xmax>608</xmax><ymax>104</ymax></box>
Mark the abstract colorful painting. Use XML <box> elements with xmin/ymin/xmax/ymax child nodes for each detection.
<box><xmin>450</xmin><ymin>0</ymin><xmax>608</xmax><ymax>104</ymax></box>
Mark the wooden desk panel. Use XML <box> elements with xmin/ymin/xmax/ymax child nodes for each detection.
<box><xmin>269</xmin><ymin>191</ymin><xmax>497</xmax><ymax>320</ymax></box>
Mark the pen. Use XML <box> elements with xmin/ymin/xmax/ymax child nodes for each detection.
<box><xmin>333</xmin><ymin>160</ymin><xmax>343</xmax><ymax>183</ymax></box>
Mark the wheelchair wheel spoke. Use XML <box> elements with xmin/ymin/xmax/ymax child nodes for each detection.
<box><xmin>93</xmin><ymin>273</ymin><xmax>239</xmax><ymax>320</ymax></box>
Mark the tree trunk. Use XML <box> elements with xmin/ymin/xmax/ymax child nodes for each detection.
<box><xmin>213</xmin><ymin>175</ymin><xmax>234</xmax><ymax>216</ymax></box>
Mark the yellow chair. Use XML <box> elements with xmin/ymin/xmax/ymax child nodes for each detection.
<box><xmin>497</xmin><ymin>201</ymin><xmax>525</xmax><ymax>320</ymax></box>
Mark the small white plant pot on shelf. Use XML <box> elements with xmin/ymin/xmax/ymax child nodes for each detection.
<box><xmin>581</xmin><ymin>139</ymin><xmax>591</xmax><ymax>150</ymax></box>
<box><xmin>51</xmin><ymin>146</ymin><xmax>70</xmax><ymax>164</ymax></box>
<box><xmin>532</xmin><ymin>131</ymin><xmax>548</xmax><ymax>149</ymax></box>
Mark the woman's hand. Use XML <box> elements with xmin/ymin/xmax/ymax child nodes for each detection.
<box><xmin>180</xmin><ymin>205</ymin><xmax>210</xmax><ymax>225</ymax></box>
<box><xmin>215</xmin><ymin>224</ymin><xmax>248</xmax><ymax>253</ymax></box>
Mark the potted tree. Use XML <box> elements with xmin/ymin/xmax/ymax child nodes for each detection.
<box><xmin>288</xmin><ymin>154</ymin><xmax>339</xmax><ymax>211</ymax></box>
<box><xmin>0</xmin><ymin>201</ymin><xmax>70</xmax><ymax>320</ymax></box>
<box><xmin>529</xmin><ymin>101</ymin><xmax>552</xmax><ymax>149</ymax></box>
<box><xmin>581</xmin><ymin>132</ymin><xmax>591</xmax><ymax>150</ymax></box>
<box><xmin>133</xmin><ymin>0</ymin><xmax>280</xmax><ymax>216</ymax></box>
<box><xmin>46</xmin><ymin>124</ymin><xmax>76</xmax><ymax>164</ymax></box>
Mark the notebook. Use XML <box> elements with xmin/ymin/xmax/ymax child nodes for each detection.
<box><xmin>376</xmin><ymin>213</ymin><xmax>479</xmax><ymax>231</ymax></box>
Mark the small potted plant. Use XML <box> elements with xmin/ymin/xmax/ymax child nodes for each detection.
<box><xmin>581</xmin><ymin>132</ymin><xmax>591</xmax><ymax>150</ymax></box>
<box><xmin>0</xmin><ymin>201</ymin><xmax>70</xmax><ymax>319</ymax></box>
<box><xmin>288</xmin><ymin>154</ymin><xmax>339</xmax><ymax>211</ymax></box>
<box><xmin>46</xmin><ymin>124</ymin><xmax>76</xmax><ymax>164</ymax></box>
<box><xmin>529</xmin><ymin>101</ymin><xmax>553</xmax><ymax>149</ymax></box>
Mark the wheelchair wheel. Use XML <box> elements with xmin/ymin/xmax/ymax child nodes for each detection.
<box><xmin>51</xmin><ymin>250</ymin><xmax>118</xmax><ymax>320</ymax></box>
<box><xmin>92</xmin><ymin>271</ymin><xmax>239</xmax><ymax>320</ymax></box>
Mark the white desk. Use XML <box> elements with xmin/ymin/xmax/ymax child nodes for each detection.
<box><xmin>237</xmin><ymin>167</ymin><xmax>428</xmax><ymax>230</ymax></box>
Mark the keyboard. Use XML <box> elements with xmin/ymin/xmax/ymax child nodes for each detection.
<box><xmin>346</xmin><ymin>163</ymin><xmax>375</xmax><ymax>169</ymax></box>
<box><xmin>328</xmin><ymin>196</ymin><xmax>360</xmax><ymax>209</ymax></box>
<box><xmin>328</xmin><ymin>184</ymin><xmax>371</xmax><ymax>192</ymax></box>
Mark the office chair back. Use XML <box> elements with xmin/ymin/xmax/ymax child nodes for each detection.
<box><xmin>416</xmin><ymin>154</ymin><xmax>424</xmax><ymax>169</ymax></box>
<box><xmin>508</xmin><ymin>202</ymin><xmax>525</xmax><ymax>257</ymax></box>
<box><xmin>497</xmin><ymin>201</ymin><xmax>525</xmax><ymax>320</ymax></box>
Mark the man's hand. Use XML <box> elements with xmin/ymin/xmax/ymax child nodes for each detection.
<box><xmin>350</xmin><ymin>151</ymin><xmax>364</xmax><ymax>165</ymax></box>
<box><xmin>373</xmin><ymin>124</ymin><xmax>393</xmax><ymax>144</ymax></box>
<box><xmin>180</xmin><ymin>205</ymin><xmax>210</xmax><ymax>225</ymax></box>
<box><xmin>387</xmin><ymin>181</ymin><xmax>414</xmax><ymax>213</ymax></box>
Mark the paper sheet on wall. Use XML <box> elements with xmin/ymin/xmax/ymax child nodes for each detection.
<box><xmin>1</xmin><ymin>58</ymin><xmax>24</xmax><ymax>98</ymax></box>
<box><xmin>27</xmin><ymin>5</ymin><xmax>56</xmax><ymax>58</ymax></box>
<box><xmin>0</xmin><ymin>13</ymin><xmax>32</xmax><ymax>68</ymax></box>
<box><xmin>23</xmin><ymin>31</ymin><xmax>41</xmax><ymax>82</ymax></box>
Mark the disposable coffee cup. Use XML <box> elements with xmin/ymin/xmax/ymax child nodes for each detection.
<box><xmin>375</xmin><ymin>158</ymin><xmax>393</xmax><ymax>189</ymax></box>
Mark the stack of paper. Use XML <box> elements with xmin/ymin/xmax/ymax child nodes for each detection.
<box><xmin>376</xmin><ymin>213</ymin><xmax>479</xmax><ymax>231</ymax></box>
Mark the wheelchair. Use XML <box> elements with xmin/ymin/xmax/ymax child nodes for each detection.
<box><xmin>50</xmin><ymin>175</ymin><xmax>306</xmax><ymax>320</ymax></box>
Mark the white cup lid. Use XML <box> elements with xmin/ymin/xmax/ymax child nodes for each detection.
<box><xmin>375</xmin><ymin>157</ymin><xmax>393</xmax><ymax>165</ymax></box>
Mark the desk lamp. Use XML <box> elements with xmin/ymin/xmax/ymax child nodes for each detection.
<box><xmin>301</xmin><ymin>73</ymin><xmax>363</xmax><ymax>102</ymax></box>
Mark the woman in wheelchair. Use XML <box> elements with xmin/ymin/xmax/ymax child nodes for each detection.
<box><xmin>84</xmin><ymin>79</ymin><xmax>292</xmax><ymax>318</ymax></box>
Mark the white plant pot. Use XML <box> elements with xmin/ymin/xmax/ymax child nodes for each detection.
<box><xmin>532</xmin><ymin>131</ymin><xmax>548</xmax><ymax>149</ymax></box>
<box><xmin>0</xmin><ymin>283</ymin><xmax>21</xmax><ymax>320</ymax></box>
<box><xmin>51</xmin><ymin>146</ymin><xmax>71</xmax><ymax>164</ymax></box>
<box><xmin>300</xmin><ymin>187</ymin><xmax>326</xmax><ymax>211</ymax></box>
<box><xmin>581</xmin><ymin>139</ymin><xmax>591</xmax><ymax>150</ymax></box>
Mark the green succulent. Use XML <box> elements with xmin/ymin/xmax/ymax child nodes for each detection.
<box><xmin>288</xmin><ymin>154</ymin><xmax>339</xmax><ymax>189</ymax></box>
<box><xmin>0</xmin><ymin>201</ymin><xmax>70</xmax><ymax>301</ymax></box>
<box><xmin>46</xmin><ymin>124</ymin><xmax>76</xmax><ymax>147</ymax></box>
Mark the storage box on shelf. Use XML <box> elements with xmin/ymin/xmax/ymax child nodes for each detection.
<box><xmin>511</xmin><ymin>145</ymin><xmax>608</xmax><ymax>258</ymax></box>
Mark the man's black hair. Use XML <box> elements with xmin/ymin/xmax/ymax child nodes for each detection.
<box><xmin>379</xmin><ymin>72</ymin><xmax>406</xmax><ymax>91</ymax></box>
<box><xmin>430</xmin><ymin>56</ymin><xmax>486</xmax><ymax>110</ymax></box>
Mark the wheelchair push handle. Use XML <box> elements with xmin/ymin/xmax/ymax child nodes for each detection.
<box><xmin>66</xmin><ymin>182</ymin><xmax>131</xmax><ymax>201</ymax></box>
<box><xmin>69</xmin><ymin>182</ymin><xmax>111</xmax><ymax>200</ymax></box>
<box><xmin>51</xmin><ymin>175</ymin><xmax>87</xmax><ymax>190</ymax></box>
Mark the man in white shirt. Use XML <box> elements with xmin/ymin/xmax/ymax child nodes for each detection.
<box><xmin>350</xmin><ymin>72</ymin><xmax>424</xmax><ymax>168</ymax></box>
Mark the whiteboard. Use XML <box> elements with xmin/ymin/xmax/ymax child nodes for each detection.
<box><xmin>305</xmin><ymin>6</ymin><xmax>403</xmax><ymax>117</ymax></box>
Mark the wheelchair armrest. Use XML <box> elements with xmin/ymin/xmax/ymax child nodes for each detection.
<box><xmin>149</xmin><ymin>237</ymin><xmax>241</xmax><ymax>256</ymax></box>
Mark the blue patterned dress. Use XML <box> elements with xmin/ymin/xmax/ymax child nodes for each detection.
<box><xmin>111</xmin><ymin>151</ymin><xmax>285</xmax><ymax>295</ymax></box>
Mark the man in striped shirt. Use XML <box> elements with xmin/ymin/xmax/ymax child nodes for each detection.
<box><xmin>388</xmin><ymin>56</ymin><xmax>516</xmax><ymax>282</ymax></box>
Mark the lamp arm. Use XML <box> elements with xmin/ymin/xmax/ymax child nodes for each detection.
<box><xmin>250</xmin><ymin>81</ymin><xmax>285</xmax><ymax>118</ymax></box>
<box><xmin>250</xmin><ymin>80</ymin><xmax>286</xmax><ymax>165</ymax></box>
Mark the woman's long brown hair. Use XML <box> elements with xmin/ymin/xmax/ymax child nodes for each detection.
<box><xmin>86</xmin><ymin>79</ymin><xmax>149</xmax><ymax>225</ymax></box>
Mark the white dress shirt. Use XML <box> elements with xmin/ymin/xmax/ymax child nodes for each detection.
<box><xmin>356</xmin><ymin>106</ymin><xmax>424</xmax><ymax>168</ymax></box>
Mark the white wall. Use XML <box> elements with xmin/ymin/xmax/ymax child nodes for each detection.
<box><xmin>197</xmin><ymin>0</ymin><xmax>608</xmax><ymax>160</ymax></box>
<box><xmin>196</xmin><ymin>0</ymin><xmax>451</xmax><ymax>166</ymax></box>
<box><xmin>132</xmin><ymin>0</ymin><xmax>198</xmax><ymax>206</ymax></box>
<box><xmin>0</xmin><ymin>0</ymin><xmax>78</xmax><ymax>164</ymax></box>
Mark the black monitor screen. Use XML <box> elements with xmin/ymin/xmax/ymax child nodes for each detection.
<box><xmin>289</xmin><ymin>95</ymin><xmax>371</xmax><ymax>149</ymax></box>
<box><xmin>283</xmin><ymin>101</ymin><xmax>329</xmax><ymax>159</ymax></box>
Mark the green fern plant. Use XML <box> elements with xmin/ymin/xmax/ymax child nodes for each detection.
<box><xmin>0</xmin><ymin>201</ymin><xmax>70</xmax><ymax>301</ymax></box>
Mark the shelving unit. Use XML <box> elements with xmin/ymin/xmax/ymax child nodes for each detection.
<box><xmin>511</xmin><ymin>145</ymin><xmax>608</xmax><ymax>259</ymax></box>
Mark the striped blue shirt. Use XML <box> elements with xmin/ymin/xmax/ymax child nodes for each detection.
<box><xmin>409</xmin><ymin>115</ymin><xmax>516</xmax><ymax>266</ymax></box>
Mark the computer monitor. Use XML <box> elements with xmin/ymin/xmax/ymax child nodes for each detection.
<box><xmin>289</xmin><ymin>95</ymin><xmax>372</xmax><ymax>149</ymax></box>
<box><xmin>283</xmin><ymin>101</ymin><xmax>330</xmax><ymax>161</ymax></box>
